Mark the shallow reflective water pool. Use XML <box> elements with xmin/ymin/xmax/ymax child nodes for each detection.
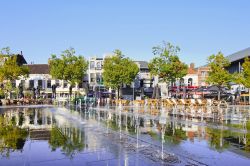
<box><xmin>0</xmin><ymin>105</ymin><xmax>250</xmax><ymax>166</ymax></box>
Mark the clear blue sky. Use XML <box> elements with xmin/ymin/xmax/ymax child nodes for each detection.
<box><xmin>1</xmin><ymin>0</ymin><xmax>250</xmax><ymax>67</ymax></box>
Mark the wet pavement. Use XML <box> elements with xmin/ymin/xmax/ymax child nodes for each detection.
<box><xmin>0</xmin><ymin>105</ymin><xmax>250</xmax><ymax>166</ymax></box>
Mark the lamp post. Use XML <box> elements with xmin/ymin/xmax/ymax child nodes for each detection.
<box><xmin>132</xmin><ymin>81</ymin><xmax>135</xmax><ymax>104</ymax></box>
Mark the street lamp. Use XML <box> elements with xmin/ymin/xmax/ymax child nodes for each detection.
<box><xmin>132</xmin><ymin>81</ymin><xmax>135</xmax><ymax>103</ymax></box>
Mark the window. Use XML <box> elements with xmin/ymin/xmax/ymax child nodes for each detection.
<box><xmin>201</xmin><ymin>71</ymin><xmax>206</xmax><ymax>77</ymax></box>
<box><xmin>179</xmin><ymin>78</ymin><xmax>184</xmax><ymax>86</ymax></box>
<box><xmin>90</xmin><ymin>61</ymin><xmax>95</xmax><ymax>69</ymax></box>
<box><xmin>90</xmin><ymin>73</ymin><xmax>95</xmax><ymax>83</ymax></box>
<box><xmin>56</xmin><ymin>80</ymin><xmax>60</xmax><ymax>87</ymax></box>
<box><xmin>96</xmin><ymin>73</ymin><xmax>102</xmax><ymax>83</ymax></box>
<box><xmin>29</xmin><ymin>80</ymin><xmax>34</xmax><ymax>89</ymax></box>
<box><xmin>63</xmin><ymin>81</ymin><xmax>68</xmax><ymax>88</ymax></box>
<box><xmin>47</xmin><ymin>80</ymin><xmax>51</xmax><ymax>88</ymax></box>
<box><xmin>96</xmin><ymin>61</ymin><xmax>102</xmax><ymax>69</ymax></box>
<box><xmin>188</xmin><ymin>78</ymin><xmax>193</xmax><ymax>86</ymax></box>
<box><xmin>78</xmin><ymin>82</ymin><xmax>83</xmax><ymax>88</ymax></box>
<box><xmin>38</xmin><ymin>80</ymin><xmax>43</xmax><ymax>88</ymax></box>
<box><xmin>171</xmin><ymin>81</ymin><xmax>176</xmax><ymax>87</ymax></box>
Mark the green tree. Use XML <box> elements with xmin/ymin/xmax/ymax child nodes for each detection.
<box><xmin>242</xmin><ymin>57</ymin><xmax>250</xmax><ymax>104</ymax></box>
<box><xmin>0</xmin><ymin>47</ymin><xmax>11</xmax><ymax>55</ymax></box>
<box><xmin>102</xmin><ymin>49</ymin><xmax>139</xmax><ymax>99</ymax></box>
<box><xmin>49</xmin><ymin>47</ymin><xmax>88</xmax><ymax>89</ymax></box>
<box><xmin>148</xmin><ymin>42</ymin><xmax>188</xmax><ymax>96</ymax></box>
<box><xmin>0</xmin><ymin>48</ymin><xmax>29</xmax><ymax>99</ymax></box>
<box><xmin>206</xmin><ymin>52</ymin><xmax>232</xmax><ymax>100</ymax></box>
<box><xmin>234</xmin><ymin>57</ymin><xmax>250</xmax><ymax>104</ymax></box>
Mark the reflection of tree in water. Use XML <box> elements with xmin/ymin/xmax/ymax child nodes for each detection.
<box><xmin>148</xmin><ymin>130</ymin><xmax>159</xmax><ymax>140</ymax></box>
<box><xmin>0</xmin><ymin>115</ymin><xmax>28</xmax><ymax>157</ymax></box>
<box><xmin>206</xmin><ymin>128</ymin><xmax>230</xmax><ymax>151</ymax></box>
<box><xmin>103</xmin><ymin>114</ymin><xmax>137</xmax><ymax>135</ymax></box>
<box><xmin>213</xmin><ymin>128</ymin><xmax>250</xmax><ymax>153</ymax></box>
<box><xmin>245</xmin><ymin>133</ymin><xmax>250</xmax><ymax>152</ymax></box>
<box><xmin>18</xmin><ymin>112</ymin><xmax>24</xmax><ymax>126</ymax></box>
<box><xmin>223</xmin><ymin>121</ymin><xmax>250</xmax><ymax>152</ymax></box>
<box><xmin>106</xmin><ymin>115</ymin><xmax>119</xmax><ymax>131</ymax></box>
<box><xmin>49</xmin><ymin>126</ymin><xmax>84</xmax><ymax>158</ymax></box>
<box><xmin>164</xmin><ymin>123</ymin><xmax>187</xmax><ymax>144</ymax></box>
<box><xmin>123</xmin><ymin>116</ymin><xmax>136</xmax><ymax>135</ymax></box>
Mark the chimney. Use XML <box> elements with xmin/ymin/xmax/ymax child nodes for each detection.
<box><xmin>20</xmin><ymin>51</ymin><xmax>23</xmax><ymax>56</ymax></box>
<box><xmin>190</xmin><ymin>63</ymin><xmax>195</xmax><ymax>69</ymax></box>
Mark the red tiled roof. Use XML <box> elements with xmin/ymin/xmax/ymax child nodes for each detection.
<box><xmin>188</xmin><ymin>67</ymin><xmax>197</xmax><ymax>74</ymax></box>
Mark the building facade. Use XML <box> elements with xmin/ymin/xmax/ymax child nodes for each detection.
<box><xmin>196</xmin><ymin>65</ymin><xmax>210</xmax><ymax>87</ymax></box>
<box><xmin>16</xmin><ymin>64</ymin><xmax>87</xmax><ymax>98</ymax></box>
<box><xmin>226</xmin><ymin>47</ymin><xmax>250</xmax><ymax>94</ymax></box>
<box><xmin>226</xmin><ymin>47</ymin><xmax>250</xmax><ymax>74</ymax></box>
<box><xmin>158</xmin><ymin>63</ymin><xmax>199</xmax><ymax>98</ymax></box>
<box><xmin>134</xmin><ymin>61</ymin><xmax>152</xmax><ymax>88</ymax></box>
<box><xmin>88</xmin><ymin>57</ymin><xmax>104</xmax><ymax>93</ymax></box>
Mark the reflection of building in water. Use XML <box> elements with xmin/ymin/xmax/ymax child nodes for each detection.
<box><xmin>3</xmin><ymin>107</ymin><xmax>53</xmax><ymax>130</ymax></box>
<box><xmin>30</xmin><ymin>129</ymin><xmax>51</xmax><ymax>140</ymax></box>
<box><xmin>2</xmin><ymin>108</ymin><xmax>84</xmax><ymax>141</ymax></box>
<box><xmin>0</xmin><ymin>107</ymin><xmax>86</xmax><ymax>158</ymax></box>
<box><xmin>181</xmin><ymin>119</ymin><xmax>199</xmax><ymax>141</ymax></box>
<box><xmin>2</xmin><ymin>108</ymin><xmax>54</xmax><ymax>141</ymax></box>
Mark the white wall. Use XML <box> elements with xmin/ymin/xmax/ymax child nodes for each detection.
<box><xmin>16</xmin><ymin>74</ymin><xmax>86</xmax><ymax>96</ymax></box>
<box><xmin>183</xmin><ymin>74</ymin><xmax>198</xmax><ymax>86</ymax></box>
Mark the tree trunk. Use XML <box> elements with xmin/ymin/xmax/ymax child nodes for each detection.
<box><xmin>109</xmin><ymin>89</ymin><xmax>112</xmax><ymax>100</ymax></box>
<box><xmin>119</xmin><ymin>86</ymin><xmax>123</xmax><ymax>99</ymax></box>
<box><xmin>218</xmin><ymin>86</ymin><xmax>221</xmax><ymax>101</ymax></box>
<box><xmin>249</xmin><ymin>89</ymin><xmax>250</xmax><ymax>105</ymax></box>
<box><xmin>117</xmin><ymin>87</ymin><xmax>120</xmax><ymax>99</ymax></box>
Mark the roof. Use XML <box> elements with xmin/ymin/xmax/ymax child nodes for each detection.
<box><xmin>16</xmin><ymin>54</ymin><xmax>27</xmax><ymax>65</ymax></box>
<box><xmin>195</xmin><ymin>64</ymin><xmax>209</xmax><ymax>69</ymax></box>
<box><xmin>0</xmin><ymin>54</ymin><xmax>27</xmax><ymax>65</ymax></box>
<box><xmin>134</xmin><ymin>61</ymin><xmax>148</xmax><ymax>69</ymax></box>
<box><xmin>26</xmin><ymin>64</ymin><xmax>49</xmax><ymax>74</ymax></box>
<box><xmin>188</xmin><ymin>67</ymin><xmax>197</xmax><ymax>74</ymax></box>
<box><xmin>226</xmin><ymin>47</ymin><xmax>250</xmax><ymax>63</ymax></box>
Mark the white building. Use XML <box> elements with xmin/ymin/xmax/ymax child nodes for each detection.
<box><xmin>88</xmin><ymin>57</ymin><xmax>104</xmax><ymax>90</ymax></box>
<box><xmin>16</xmin><ymin>64</ymin><xmax>86</xmax><ymax>98</ymax></box>
<box><xmin>156</xmin><ymin>63</ymin><xmax>199</xmax><ymax>98</ymax></box>
<box><xmin>134</xmin><ymin>61</ymin><xmax>152</xmax><ymax>88</ymax></box>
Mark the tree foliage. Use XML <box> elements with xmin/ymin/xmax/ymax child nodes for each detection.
<box><xmin>102</xmin><ymin>49</ymin><xmax>139</xmax><ymax>93</ymax></box>
<box><xmin>240</xmin><ymin>57</ymin><xmax>250</xmax><ymax>88</ymax></box>
<box><xmin>0</xmin><ymin>55</ymin><xmax>29</xmax><ymax>82</ymax></box>
<box><xmin>206</xmin><ymin>52</ymin><xmax>232</xmax><ymax>87</ymax></box>
<box><xmin>206</xmin><ymin>52</ymin><xmax>232</xmax><ymax>100</ymax></box>
<box><xmin>148</xmin><ymin>42</ymin><xmax>188</xmax><ymax>83</ymax></box>
<box><xmin>0</xmin><ymin>47</ymin><xmax>11</xmax><ymax>55</ymax></box>
<box><xmin>0</xmin><ymin>47</ymin><xmax>29</xmax><ymax>98</ymax></box>
<box><xmin>49</xmin><ymin>48</ymin><xmax>88</xmax><ymax>85</ymax></box>
<box><xmin>233</xmin><ymin>57</ymin><xmax>250</xmax><ymax>104</ymax></box>
<box><xmin>0</xmin><ymin>47</ymin><xmax>29</xmax><ymax>82</ymax></box>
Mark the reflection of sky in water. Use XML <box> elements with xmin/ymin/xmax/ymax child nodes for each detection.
<box><xmin>0</xmin><ymin>106</ymin><xmax>249</xmax><ymax>166</ymax></box>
